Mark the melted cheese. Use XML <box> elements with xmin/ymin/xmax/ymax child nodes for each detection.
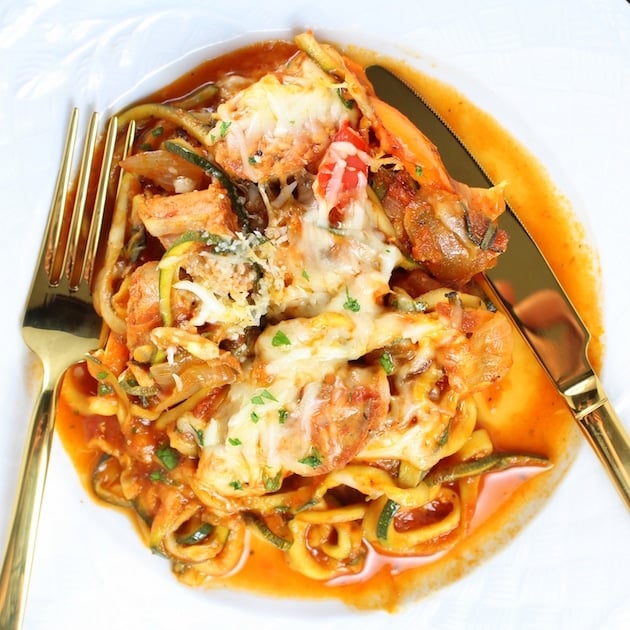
<box><xmin>211</xmin><ymin>55</ymin><xmax>359</xmax><ymax>182</ymax></box>
<box><xmin>176</xmin><ymin>233</ymin><xmax>284</xmax><ymax>336</ymax></box>
<box><xmin>178</xmin><ymin>54</ymin><xmax>503</xmax><ymax>501</ymax></box>
<box><xmin>193</xmin><ymin>167</ymin><xmax>469</xmax><ymax>497</ymax></box>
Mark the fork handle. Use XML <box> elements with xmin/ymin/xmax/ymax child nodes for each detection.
<box><xmin>0</xmin><ymin>381</ymin><xmax>58</xmax><ymax>630</ymax></box>
<box><xmin>577</xmin><ymin>396</ymin><xmax>630</xmax><ymax>510</ymax></box>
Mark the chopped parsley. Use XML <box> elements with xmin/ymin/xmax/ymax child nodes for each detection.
<box><xmin>278</xmin><ymin>408</ymin><xmax>288</xmax><ymax>424</ymax></box>
<box><xmin>263</xmin><ymin>470</ymin><xmax>282</xmax><ymax>492</ymax></box>
<box><xmin>150</xmin><ymin>469</ymin><xmax>165</xmax><ymax>482</ymax></box>
<box><xmin>298</xmin><ymin>448</ymin><xmax>323</xmax><ymax>469</ymax></box>
<box><xmin>251</xmin><ymin>389</ymin><xmax>278</xmax><ymax>405</ymax></box>
<box><xmin>379</xmin><ymin>351</ymin><xmax>395</xmax><ymax>375</ymax></box>
<box><xmin>156</xmin><ymin>444</ymin><xmax>179</xmax><ymax>471</ymax></box>
<box><xmin>97</xmin><ymin>382</ymin><xmax>113</xmax><ymax>396</ymax></box>
<box><xmin>228</xmin><ymin>437</ymin><xmax>242</xmax><ymax>446</ymax></box>
<box><xmin>219</xmin><ymin>121</ymin><xmax>231</xmax><ymax>137</ymax></box>
<box><xmin>249</xmin><ymin>389</ymin><xmax>280</xmax><ymax>423</ymax></box>
<box><xmin>415</xmin><ymin>165</ymin><xmax>423</xmax><ymax>178</ymax></box>
<box><xmin>229</xmin><ymin>480</ymin><xmax>243</xmax><ymax>491</ymax></box>
<box><xmin>343</xmin><ymin>287</ymin><xmax>360</xmax><ymax>312</ymax></box>
<box><xmin>96</xmin><ymin>370</ymin><xmax>113</xmax><ymax>396</ymax></box>
<box><xmin>271</xmin><ymin>330</ymin><xmax>291</xmax><ymax>347</ymax></box>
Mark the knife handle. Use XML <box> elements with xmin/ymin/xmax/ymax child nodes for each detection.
<box><xmin>573</xmin><ymin>377</ymin><xmax>630</xmax><ymax>510</ymax></box>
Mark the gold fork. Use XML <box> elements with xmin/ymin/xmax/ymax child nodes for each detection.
<box><xmin>0</xmin><ymin>109</ymin><xmax>118</xmax><ymax>629</ymax></box>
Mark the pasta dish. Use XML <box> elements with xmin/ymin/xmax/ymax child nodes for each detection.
<box><xmin>60</xmin><ymin>32</ymin><xmax>549</xmax><ymax>594</ymax></box>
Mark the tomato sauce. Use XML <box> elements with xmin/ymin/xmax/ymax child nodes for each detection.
<box><xmin>55</xmin><ymin>39</ymin><xmax>603</xmax><ymax>612</ymax></box>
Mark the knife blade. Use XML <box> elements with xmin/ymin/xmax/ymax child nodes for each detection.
<box><xmin>366</xmin><ymin>64</ymin><xmax>630</xmax><ymax>509</ymax></box>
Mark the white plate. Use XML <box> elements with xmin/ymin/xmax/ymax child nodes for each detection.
<box><xmin>1</xmin><ymin>1</ymin><xmax>629</xmax><ymax>628</ymax></box>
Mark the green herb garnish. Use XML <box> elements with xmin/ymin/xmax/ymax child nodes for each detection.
<box><xmin>379</xmin><ymin>351</ymin><xmax>395</xmax><ymax>375</ymax></box>
<box><xmin>150</xmin><ymin>470</ymin><xmax>165</xmax><ymax>482</ymax></box>
<box><xmin>271</xmin><ymin>330</ymin><xmax>291</xmax><ymax>347</ymax></box>
<box><xmin>263</xmin><ymin>470</ymin><xmax>282</xmax><ymax>492</ymax></box>
<box><xmin>97</xmin><ymin>382</ymin><xmax>113</xmax><ymax>396</ymax></box>
<box><xmin>298</xmin><ymin>448</ymin><xmax>322</xmax><ymax>469</ymax></box>
<box><xmin>343</xmin><ymin>287</ymin><xmax>360</xmax><ymax>312</ymax></box>
<box><xmin>156</xmin><ymin>444</ymin><xmax>179</xmax><ymax>471</ymax></box>
<box><xmin>251</xmin><ymin>389</ymin><xmax>278</xmax><ymax>405</ymax></box>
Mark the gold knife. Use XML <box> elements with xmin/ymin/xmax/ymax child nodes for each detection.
<box><xmin>366</xmin><ymin>65</ymin><xmax>630</xmax><ymax>509</ymax></box>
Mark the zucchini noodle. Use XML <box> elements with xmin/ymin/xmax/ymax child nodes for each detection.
<box><xmin>62</xmin><ymin>32</ymin><xmax>551</xmax><ymax>592</ymax></box>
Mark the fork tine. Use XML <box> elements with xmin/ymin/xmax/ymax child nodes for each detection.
<box><xmin>64</xmin><ymin>111</ymin><xmax>100</xmax><ymax>288</ymax></box>
<box><xmin>46</xmin><ymin>108</ymin><xmax>79</xmax><ymax>285</ymax></box>
<box><xmin>81</xmin><ymin>115</ymin><xmax>119</xmax><ymax>288</ymax></box>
